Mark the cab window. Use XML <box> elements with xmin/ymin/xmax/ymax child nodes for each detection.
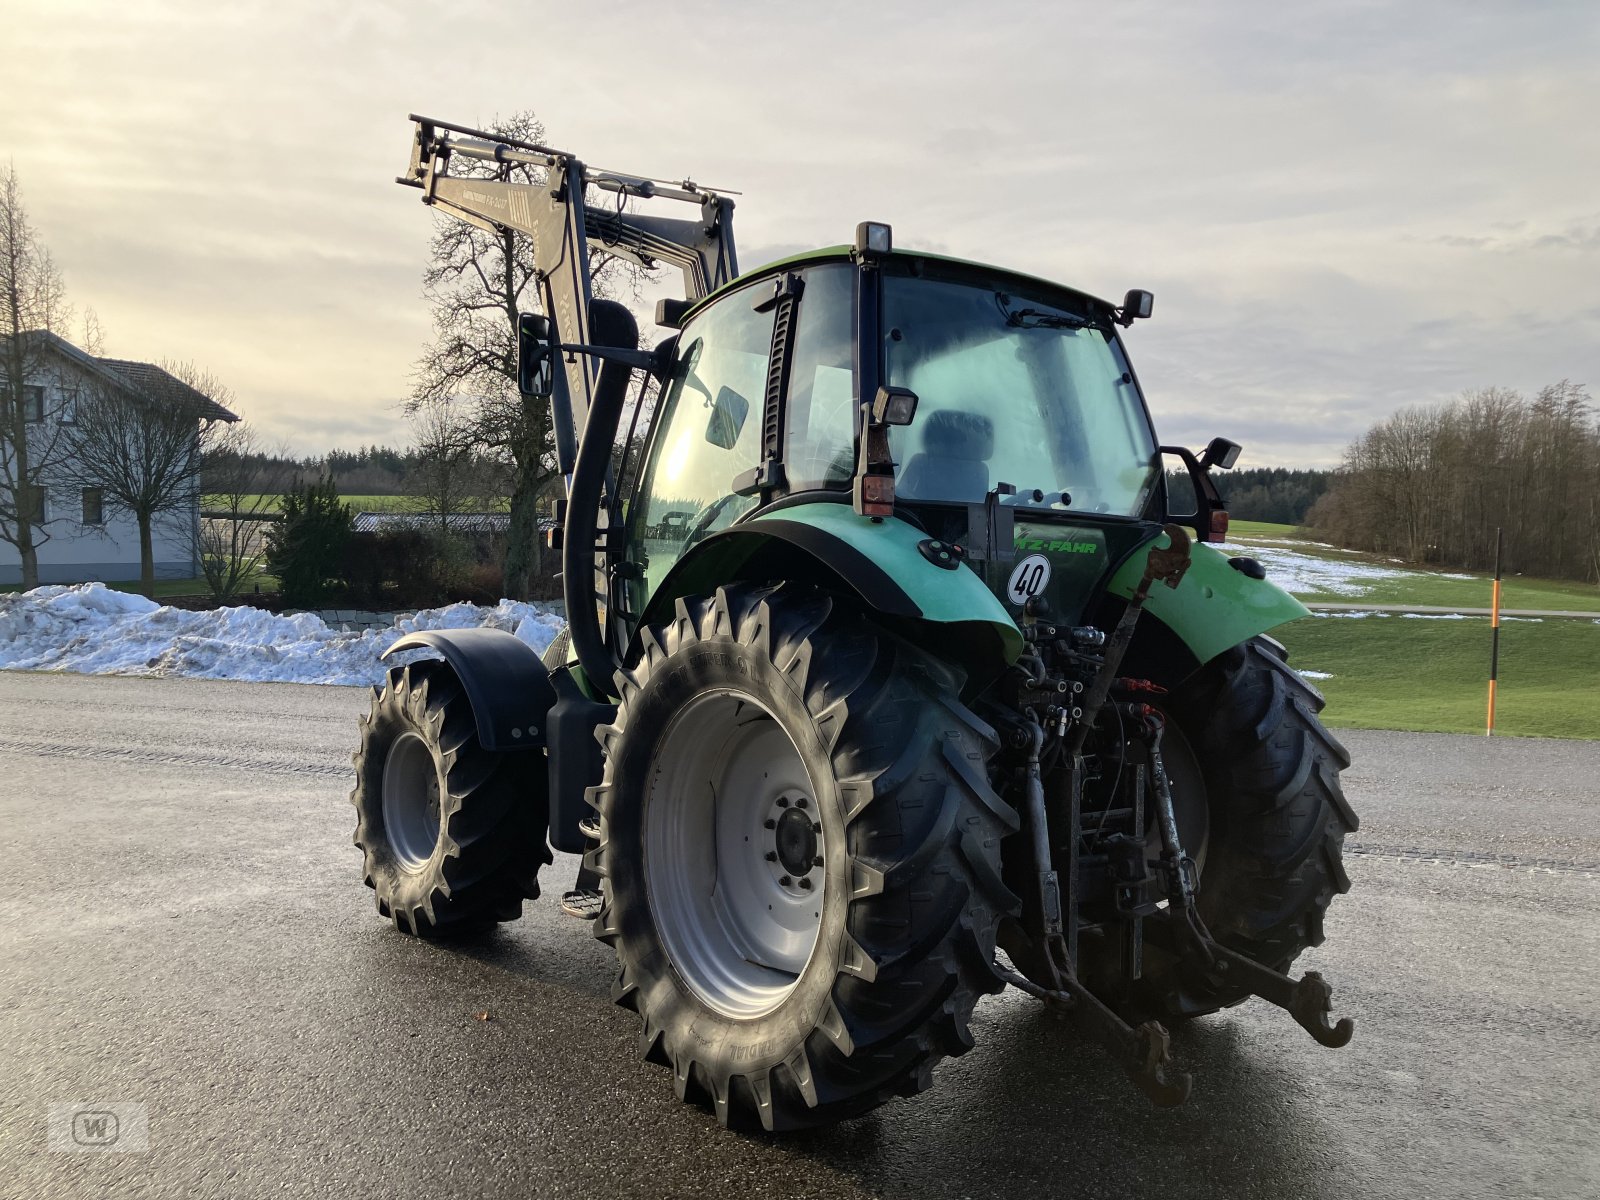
<box><xmin>630</xmin><ymin>284</ymin><xmax>773</xmax><ymax>599</ymax></box>
<box><xmin>783</xmin><ymin>264</ymin><xmax>856</xmax><ymax>491</ymax></box>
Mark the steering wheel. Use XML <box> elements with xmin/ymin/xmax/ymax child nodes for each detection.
<box><xmin>680</xmin><ymin>493</ymin><xmax>747</xmax><ymax>552</ymax></box>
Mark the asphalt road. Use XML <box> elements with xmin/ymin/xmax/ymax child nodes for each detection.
<box><xmin>1</xmin><ymin>671</ymin><xmax>1596</xmax><ymax>1200</ymax></box>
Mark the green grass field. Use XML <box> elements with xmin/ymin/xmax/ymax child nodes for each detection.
<box><xmin>206</xmin><ymin>494</ymin><xmax>418</xmax><ymax>513</ymax></box>
<box><xmin>1275</xmin><ymin>613</ymin><xmax>1599</xmax><ymax>740</ymax></box>
<box><xmin>207</xmin><ymin>494</ymin><xmax>513</xmax><ymax>514</ymax></box>
<box><xmin>1227</xmin><ymin>520</ymin><xmax>1598</xmax><ymax>737</ymax></box>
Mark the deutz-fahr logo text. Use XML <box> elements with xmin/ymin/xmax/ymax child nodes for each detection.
<box><xmin>1016</xmin><ymin>537</ymin><xmax>1098</xmax><ymax>554</ymax></box>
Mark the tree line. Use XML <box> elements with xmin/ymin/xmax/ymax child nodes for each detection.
<box><xmin>1306</xmin><ymin>382</ymin><xmax>1598</xmax><ymax>583</ymax></box>
<box><xmin>1215</xmin><ymin>468</ymin><xmax>1331</xmax><ymax>526</ymax></box>
<box><xmin>202</xmin><ymin>442</ymin><xmax>509</xmax><ymax>501</ymax></box>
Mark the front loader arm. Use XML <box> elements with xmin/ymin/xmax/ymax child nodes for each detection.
<box><xmin>399</xmin><ymin>114</ymin><xmax>738</xmax><ymax>444</ymax></box>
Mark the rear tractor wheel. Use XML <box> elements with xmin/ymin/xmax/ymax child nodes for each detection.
<box><xmin>351</xmin><ymin>658</ymin><xmax>552</xmax><ymax>937</ymax></box>
<box><xmin>1109</xmin><ymin>636</ymin><xmax>1358</xmax><ymax>1020</ymax></box>
<box><xmin>590</xmin><ymin>583</ymin><xmax>1019</xmax><ymax>1130</ymax></box>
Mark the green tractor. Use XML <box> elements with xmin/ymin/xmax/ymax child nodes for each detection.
<box><xmin>350</xmin><ymin>116</ymin><xmax>1358</xmax><ymax>1129</ymax></box>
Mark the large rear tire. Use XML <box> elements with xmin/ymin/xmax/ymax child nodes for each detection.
<box><xmin>590</xmin><ymin>584</ymin><xmax>1020</xmax><ymax>1130</ymax></box>
<box><xmin>351</xmin><ymin>659</ymin><xmax>552</xmax><ymax>937</ymax></box>
<box><xmin>1123</xmin><ymin>635</ymin><xmax>1357</xmax><ymax>1018</ymax></box>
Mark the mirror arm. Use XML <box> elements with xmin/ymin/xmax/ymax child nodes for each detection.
<box><xmin>1159</xmin><ymin>444</ymin><xmax>1230</xmax><ymax>543</ymax></box>
<box><xmin>560</xmin><ymin>343</ymin><xmax>668</xmax><ymax>375</ymax></box>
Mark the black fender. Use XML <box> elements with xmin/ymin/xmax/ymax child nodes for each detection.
<box><xmin>383</xmin><ymin>628</ymin><xmax>556</xmax><ymax>752</ymax></box>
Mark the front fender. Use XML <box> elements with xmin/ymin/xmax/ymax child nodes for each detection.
<box><xmin>1107</xmin><ymin>535</ymin><xmax>1309</xmax><ymax>668</ymax></box>
<box><xmin>636</xmin><ymin>501</ymin><xmax>1023</xmax><ymax>685</ymax></box>
<box><xmin>383</xmin><ymin>628</ymin><xmax>556</xmax><ymax>752</ymax></box>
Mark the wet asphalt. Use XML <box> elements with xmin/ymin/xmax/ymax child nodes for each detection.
<box><xmin>0</xmin><ymin>671</ymin><xmax>1596</xmax><ymax>1200</ymax></box>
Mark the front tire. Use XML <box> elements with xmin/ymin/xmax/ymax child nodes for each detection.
<box><xmin>590</xmin><ymin>584</ymin><xmax>1019</xmax><ymax>1130</ymax></box>
<box><xmin>351</xmin><ymin>659</ymin><xmax>552</xmax><ymax>937</ymax></box>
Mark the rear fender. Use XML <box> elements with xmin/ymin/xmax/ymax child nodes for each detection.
<box><xmin>634</xmin><ymin>502</ymin><xmax>1023</xmax><ymax>688</ymax></box>
<box><xmin>1107</xmin><ymin>534</ymin><xmax>1309</xmax><ymax>670</ymax></box>
<box><xmin>383</xmin><ymin>628</ymin><xmax>556</xmax><ymax>752</ymax></box>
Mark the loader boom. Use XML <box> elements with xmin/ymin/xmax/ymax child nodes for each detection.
<box><xmin>399</xmin><ymin>114</ymin><xmax>739</xmax><ymax>459</ymax></box>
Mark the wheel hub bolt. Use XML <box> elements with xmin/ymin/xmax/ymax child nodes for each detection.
<box><xmin>799</xmin><ymin>878</ymin><xmax>813</xmax><ymax>890</ymax></box>
<box><xmin>765</xmin><ymin>851</ymin><xmax>778</xmax><ymax>862</ymax></box>
<box><xmin>779</xmin><ymin>875</ymin><xmax>792</xmax><ymax>887</ymax></box>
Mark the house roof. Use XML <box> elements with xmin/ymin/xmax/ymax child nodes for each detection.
<box><xmin>15</xmin><ymin>330</ymin><xmax>238</xmax><ymax>423</ymax></box>
<box><xmin>353</xmin><ymin>511</ymin><xmax>516</xmax><ymax>535</ymax></box>
<box><xmin>97</xmin><ymin>358</ymin><xmax>238</xmax><ymax>423</ymax></box>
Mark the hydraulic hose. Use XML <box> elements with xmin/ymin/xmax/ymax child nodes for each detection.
<box><xmin>562</xmin><ymin>299</ymin><xmax>639</xmax><ymax>697</ymax></box>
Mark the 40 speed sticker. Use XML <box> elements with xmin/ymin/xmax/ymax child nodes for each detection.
<box><xmin>1006</xmin><ymin>553</ymin><xmax>1052</xmax><ymax>606</ymax></box>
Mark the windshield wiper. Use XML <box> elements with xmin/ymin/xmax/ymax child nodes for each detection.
<box><xmin>995</xmin><ymin>292</ymin><xmax>1096</xmax><ymax>330</ymax></box>
<box><xmin>1007</xmin><ymin>308</ymin><xmax>1095</xmax><ymax>330</ymax></box>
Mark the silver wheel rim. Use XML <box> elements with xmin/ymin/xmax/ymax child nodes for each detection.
<box><xmin>643</xmin><ymin>690</ymin><xmax>825</xmax><ymax>1020</ymax></box>
<box><xmin>382</xmin><ymin>731</ymin><xmax>442</xmax><ymax>871</ymax></box>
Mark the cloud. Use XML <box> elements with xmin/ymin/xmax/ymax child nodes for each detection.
<box><xmin>2</xmin><ymin>0</ymin><xmax>1595</xmax><ymax>466</ymax></box>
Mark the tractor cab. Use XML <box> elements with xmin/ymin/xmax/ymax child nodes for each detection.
<box><xmin>621</xmin><ymin>226</ymin><xmax>1207</xmax><ymax>642</ymax></box>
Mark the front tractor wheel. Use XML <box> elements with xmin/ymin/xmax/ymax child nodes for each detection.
<box><xmin>351</xmin><ymin>659</ymin><xmax>551</xmax><ymax>937</ymax></box>
<box><xmin>591</xmin><ymin>584</ymin><xmax>1019</xmax><ymax>1131</ymax></box>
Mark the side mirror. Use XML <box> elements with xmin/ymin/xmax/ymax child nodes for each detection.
<box><xmin>655</xmin><ymin>298</ymin><xmax>692</xmax><ymax>330</ymax></box>
<box><xmin>1200</xmin><ymin>437</ymin><xmax>1242</xmax><ymax>471</ymax></box>
<box><xmin>517</xmin><ymin>312</ymin><xmax>556</xmax><ymax>399</ymax></box>
<box><xmin>705</xmin><ymin>386</ymin><xmax>749</xmax><ymax>449</ymax></box>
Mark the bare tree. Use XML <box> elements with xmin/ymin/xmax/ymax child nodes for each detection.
<box><xmin>62</xmin><ymin>360</ymin><xmax>234</xmax><ymax>594</ymax></box>
<box><xmin>80</xmin><ymin>307</ymin><xmax>105</xmax><ymax>356</ymax></box>
<box><xmin>0</xmin><ymin>164</ymin><xmax>72</xmax><ymax>588</ymax></box>
<box><xmin>1308</xmin><ymin>382</ymin><xmax>1599</xmax><ymax>583</ymax></box>
<box><xmin>408</xmin><ymin>110</ymin><xmax>654</xmax><ymax>598</ymax></box>
<box><xmin>405</xmin><ymin>393</ymin><xmax>495</xmax><ymax>535</ymax></box>
<box><xmin>197</xmin><ymin>419</ymin><xmax>289</xmax><ymax>601</ymax></box>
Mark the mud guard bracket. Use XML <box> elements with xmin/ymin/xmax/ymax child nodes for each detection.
<box><xmin>383</xmin><ymin>628</ymin><xmax>556</xmax><ymax>752</ymax></box>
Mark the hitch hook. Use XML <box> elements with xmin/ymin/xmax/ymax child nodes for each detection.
<box><xmin>1288</xmin><ymin>969</ymin><xmax>1355</xmax><ymax>1048</ymax></box>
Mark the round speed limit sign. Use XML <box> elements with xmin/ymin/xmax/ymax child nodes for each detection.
<box><xmin>1006</xmin><ymin>553</ymin><xmax>1052</xmax><ymax>606</ymax></box>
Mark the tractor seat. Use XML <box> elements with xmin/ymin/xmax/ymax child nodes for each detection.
<box><xmin>897</xmin><ymin>409</ymin><xmax>994</xmax><ymax>503</ymax></box>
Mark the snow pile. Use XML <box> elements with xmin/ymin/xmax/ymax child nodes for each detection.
<box><xmin>0</xmin><ymin>584</ymin><xmax>565</xmax><ymax>687</ymax></box>
<box><xmin>1219</xmin><ymin>540</ymin><xmax>1414</xmax><ymax>597</ymax></box>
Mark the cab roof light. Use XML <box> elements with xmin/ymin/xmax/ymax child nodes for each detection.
<box><xmin>1116</xmin><ymin>289</ymin><xmax>1154</xmax><ymax>327</ymax></box>
<box><xmin>871</xmin><ymin>385</ymin><xmax>918</xmax><ymax>427</ymax></box>
<box><xmin>854</xmin><ymin>221</ymin><xmax>892</xmax><ymax>256</ymax></box>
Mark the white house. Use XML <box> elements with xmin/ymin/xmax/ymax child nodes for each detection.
<box><xmin>1</xmin><ymin>332</ymin><xmax>238</xmax><ymax>585</ymax></box>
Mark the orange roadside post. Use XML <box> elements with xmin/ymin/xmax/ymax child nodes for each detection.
<box><xmin>1487</xmin><ymin>527</ymin><xmax>1502</xmax><ymax>737</ymax></box>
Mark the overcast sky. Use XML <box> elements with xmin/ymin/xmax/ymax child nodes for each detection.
<box><xmin>4</xmin><ymin>0</ymin><xmax>1596</xmax><ymax>466</ymax></box>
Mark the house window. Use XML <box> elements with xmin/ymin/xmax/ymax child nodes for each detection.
<box><xmin>1</xmin><ymin>384</ymin><xmax>45</xmax><ymax>423</ymax></box>
<box><xmin>18</xmin><ymin>484</ymin><xmax>48</xmax><ymax>525</ymax></box>
<box><xmin>81</xmin><ymin>487</ymin><xmax>104</xmax><ymax>526</ymax></box>
<box><xmin>59</xmin><ymin>386</ymin><xmax>78</xmax><ymax>424</ymax></box>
